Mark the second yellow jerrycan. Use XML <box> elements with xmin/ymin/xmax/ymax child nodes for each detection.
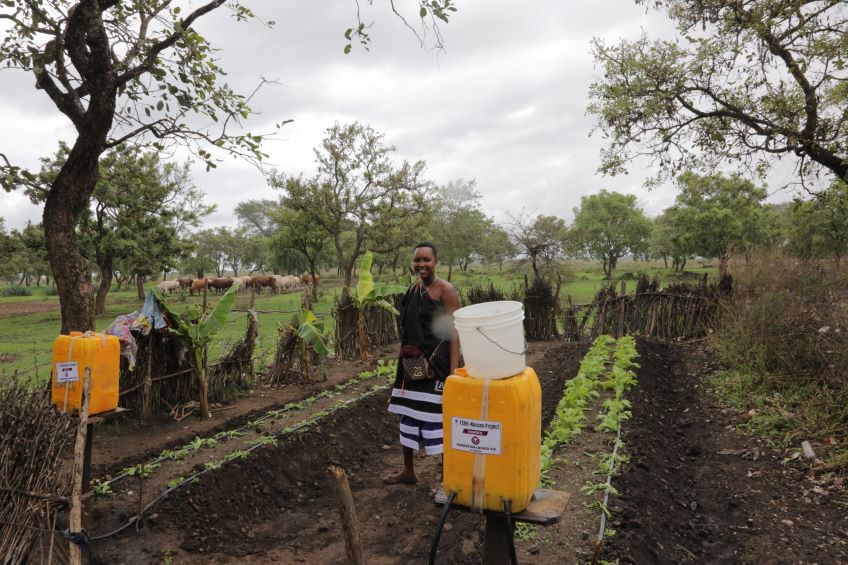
<box><xmin>51</xmin><ymin>331</ymin><xmax>120</xmax><ymax>415</ymax></box>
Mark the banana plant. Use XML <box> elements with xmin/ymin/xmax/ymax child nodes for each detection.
<box><xmin>153</xmin><ymin>283</ymin><xmax>240</xmax><ymax>419</ymax></box>
<box><xmin>349</xmin><ymin>251</ymin><xmax>406</xmax><ymax>361</ymax></box>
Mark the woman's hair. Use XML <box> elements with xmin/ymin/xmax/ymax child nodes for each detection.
<box><xmin>414</xmin><ymin>241</ymin><xmax>438</xmax><ymax>259</ymax></box>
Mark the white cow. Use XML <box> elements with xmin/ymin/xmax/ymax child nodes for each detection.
<box><xmin>156</xmin><ymin>280</ymin><xmax>181</xmax><ymax>294</ymax></box>
<box><xmin>274</xmin><ymin>275</ymin><xmax>302</xmax><ymax>293</ymax></box>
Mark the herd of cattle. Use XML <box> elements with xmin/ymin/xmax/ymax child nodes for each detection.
<box><xmin>156</xmin><ymin>273</ymin><xmax>319</xmax><ymax>295</ymax></box>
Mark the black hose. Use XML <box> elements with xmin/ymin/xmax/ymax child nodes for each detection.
<box><xmin>428</xmin><ymin>490</ymin><xmax>456</xmax><ymax>565</ymax></box>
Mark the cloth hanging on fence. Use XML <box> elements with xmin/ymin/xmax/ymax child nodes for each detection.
<box><xmin>137</xmin><ymin>290</ymin><xmax>168</xmax><ymax>331</ymax></box>
<box><xmin>105</xmin><ymin>311</ymin><xmax>140</xmax><ymax>370</ymax></box>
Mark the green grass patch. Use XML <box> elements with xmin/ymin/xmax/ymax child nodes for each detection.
<box><xmin>709</xmin><ymin>369</ymin><xmax>848</xmax><ymax>459</ymax></box>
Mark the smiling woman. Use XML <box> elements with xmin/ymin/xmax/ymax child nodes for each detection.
<box><xmin>384</xmin><ymin>241</ymin><xmax>461</xmax><ymax>485</ymax></box>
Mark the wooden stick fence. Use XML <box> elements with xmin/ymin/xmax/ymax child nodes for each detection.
<box><xmin>562</xmin><ymin>275</ymin><xmax>727</xmax><ymax>342</ymax></box>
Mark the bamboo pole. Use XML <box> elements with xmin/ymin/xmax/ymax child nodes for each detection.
<box><xmin>69</xmin><ymin>368</ymin><xmax>91</xmax><ymax>565</ymax></box>
<box><xmin>327</xmin><ymin>466</ymin><xmax>365</xmax><ymax>565</ymax></box>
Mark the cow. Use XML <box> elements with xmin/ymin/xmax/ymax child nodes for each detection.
<box><xmin>208</xmin><ymin>277</ymin><xmax>234</xmax><ymax>293</ymax></box>
<box><xmin>178</xmin><ymin>277</ymin><xmax>193</xmax><ymax>291</ymax></box>
<box><xmin>190</xmin><ymin>278</ymin><xmax>208</xmax><ymax>295</ymax></box>
<box><xmin>301</xmin><ymin>272</ymin><xmax>320</xmax><ymax>286</ymax></box>
<box><xmin>232</xmin><ymin>275</ymin><xmax>251</xmax><ymax>291</ymax></box>
<box><xmin>272</xmin><ymin>275</ymin><xmax>301</xmax><ymax>293</ymax></box>
<box><xmin>156</xmin><ymin>280</ymin><xmax>180</xmax><ymax>294</ymax></box>
<box><xmin>247</xmin><ymin>275</ymin><xmax>276</xmax><ymax>294</ymax></box>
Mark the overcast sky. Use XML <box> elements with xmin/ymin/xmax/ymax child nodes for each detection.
<box><xmin>1</xmin><ymin>1</ymin><xmax>802</xmax><ymax>231</ymax></box>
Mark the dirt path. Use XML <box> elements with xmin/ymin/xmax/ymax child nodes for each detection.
<box><xmin>83</xmin><ymin>339</ymin><xmax>848</xmax><ymax>564</ymax></box>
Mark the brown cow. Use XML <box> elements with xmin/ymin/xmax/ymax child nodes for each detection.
<box><xmin>208</xmin><ymin>277</ymin><xmax>234</xmax><ymax>293</ymax></box>
<box><xmin>300</xmin><ymin>272</ymin><xmax>321</xmax><ymax>285</ymax></box>
<box><xmin>190</xmin><ymin>278</ymin><xmax>208</xmax><ymax>295</ymax></box>
<box><xmin>248</xmin><ymin>275</ymin><xmax>275</xmax><ymax>294</ymax></box>
<box><xmin>178</xmin><ymin>277</ymin><xmax>193</xmax><ymax>290</ymax></box>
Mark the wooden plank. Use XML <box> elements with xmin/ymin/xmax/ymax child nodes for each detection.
<box><xmin>434</xmin><ymin>488</ymin><xmax>571</xmax><ymax>526</ymax></box>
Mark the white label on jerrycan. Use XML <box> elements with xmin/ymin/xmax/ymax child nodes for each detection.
<box><xmin>451</xmin><ymin>417</ymin><xmax>502</xmax><ymax>455</ymax></box>
<box><xmin>55</xmin><ymin>362</ymin><xmax>80</xmax><ymax>383</ymax></box>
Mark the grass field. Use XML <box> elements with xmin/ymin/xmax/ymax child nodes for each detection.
<box><xmin>0</xmin><ymin>261</ymin><xmax>716</xmax><ymax>386</ymax></box>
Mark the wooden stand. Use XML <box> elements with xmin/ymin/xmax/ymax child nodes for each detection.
<box><xmin>433</xmin><ymin>487</ymin><xmax>570</xmax><ymax>565</ymax></box>
<box><xmin>72</xmin><ymin>407</ymin><xmax>129</xmax><ymax>491</ymax></box>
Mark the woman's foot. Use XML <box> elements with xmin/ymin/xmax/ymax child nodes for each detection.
<box><xmin>382</xmin><ymin>470</ymin><xmax>417</xmax><ymax>485</ymax></box>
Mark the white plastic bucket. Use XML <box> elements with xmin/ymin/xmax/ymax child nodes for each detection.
<box><xmin>453</xmin><ymin>301</ymin><xmax>526</xmax><ymax>379</ymax></box>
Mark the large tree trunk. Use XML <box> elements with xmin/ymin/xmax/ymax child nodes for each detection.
<box><xmin>94</xmin><ymin>259</ymin><xmax>113</xmax><ymax>316</ymax></box>
<box><xmin>43</xmin><ymin>146</ymin><xmax>104</xmax><ymax>333</ymax></box>
<box><xmin>40</xmin><ymin>2</ymin><xmax>116</xmax><ymax>333</ymax></box>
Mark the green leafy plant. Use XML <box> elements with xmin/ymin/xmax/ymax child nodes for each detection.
<box><xmin>122</xmin><ymin>462</ymin><xmax>160</xmax><ymax>478</ymax></box>
<box><xmin>91</xmin><ymin>479</ymin><xmax>112</xmax><ymax>496</ymax></box>
<box><xmin>349</xmin><ymin>251</ymin><xmax>406</xmax><ymax>361</ymax></box>
<box><xmin>154</xmin><ymin>283</ymin><xmax>240</xmax><ymax>419</ymax></box>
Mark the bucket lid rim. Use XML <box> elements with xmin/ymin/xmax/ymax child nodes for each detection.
<box><xmin>453</xmin><ymin>300</ymin><xmax>523</xmax><ymax>320</ymax></box>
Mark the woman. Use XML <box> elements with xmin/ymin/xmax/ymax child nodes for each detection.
<box><xmin>383</xmin><ymin>242</ymin><xmax>460</xmax><ymax>485</ymax></box>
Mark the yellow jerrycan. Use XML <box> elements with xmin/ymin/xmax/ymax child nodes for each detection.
<box><xmin>51</xmin><ymin>331</ymin><xmax>120</xmax><ymax>415</ymax></box>
<box><xmin>442</xmin><ymin>367</ymin><xmax>541</xmax><ymax>512</ymax></box>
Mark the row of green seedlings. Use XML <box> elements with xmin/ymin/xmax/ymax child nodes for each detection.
<box><xmin>88</xmin><ymin>362</ymin><xmax>397</xmax><ymax>541</ymax></box>
<box><xmin>516</xmin><ymin>335</ymin><xmax>617</xmax><ymax>541</ymax></box>
<box><xmin>582</xmin><ymin>335</ymin><xmax>639</xmax><ymax>549</ymax></box>
<box><xmin>519</xmin><ymin>335</ymin><xmax>640</xmax><ymax>543</ymax></box>
<box><xmin>92</xmin><ymin>359</ymin><xmax>397</xmax><ymax>495</ymax></box>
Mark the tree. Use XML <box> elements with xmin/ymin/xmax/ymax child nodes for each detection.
<box><xmin>787</xmin><ymin>180</ymin><xmax>848</xmax><ymax>261</ymax></box>
<box><xmin>35</xmin><ymin>144</ymin><xmax>212</xmax><ymax>312</ymax></box>
<box><xmin>477</xmin><ymin>222</ymin><xmax>516</xmax><ymax>270</ymax></box>
<box><xmin>649</xmin><ymin>209</ymin><xmax>690</xmax><ymax>272</ymax></box>
<box><xmin>0</xmin><ymin>1</ymin><xmax>279</xmax><ymax>332</ymax></box>
<box><xmin>670</xmin><ymin>171</ymin><xmax>769</xmax><ymax>275</ymax></box>
<box><xmin>508</xmin><ymin>212</ymin><xmax>567</xmax><ymax>279</ymax></box>
<box><xmin>276</xmin><ymin>122</ymin><xmax>431</xmax><ymax>289</ymax></box>
<box><xmin>588</xmin><ymin>1</ymin><xmax>848</xmax><ymax>191</ymax></box>
<box><xmin>271</xmin><ymin>204</ymin><xmax>331</xmax><ymax>298</ymax></box>
<box><xmin>0</xmin><ymin>1</ymin><xmax>456</xmax><ymax>332</ymax></box>
<box><xmin>429</xmin><ymin>179</ymin><xmax>486</xmax><ymax>280</ymax></box>
<box><xmin>569</xmin><ymin>190</ymin><xmax>652</xmax><ymax>279</ymax></box>
<box><xmin>3</xmin><ymin>223</ymin><xmax>50</xmax><ymax>286</ymax></box>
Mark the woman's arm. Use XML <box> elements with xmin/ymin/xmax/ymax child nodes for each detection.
<box><xmin>440</xmin><ymin>281</ymin><xmax>462</xmax><ymax>374</ymax></box>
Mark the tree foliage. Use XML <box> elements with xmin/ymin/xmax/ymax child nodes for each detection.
<box><xmin>669</xmin><ymin>171</ymin><xmax>769</xmax><ymax>274</ymax></box>
<box><xmin>787</xmin><ymin>180</ymin><xmax>848</xmax><ymax>260</ymax></box>
<box><xmin>589</xmin><ymin>0</ymin><xmax>848</xmax><ymax>190</ymax></box>
<box><xmin>275</xmin><ymin>122</ymin><xmax>431</xmax><ymax>288</ymax></box>
<box><xmin>508</xmin><ymin>212</ymin><xmax>567</xmax><ymax>279</ymax></box>
<box><xmin>569</xmin><ymin>190</ymin><xmax>651</xmax><ymax>278</ymax></box>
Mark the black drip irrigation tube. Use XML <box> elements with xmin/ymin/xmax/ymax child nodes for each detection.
<box><xmin>86</xmin><ymin>383</ymin><xmax>390</xmax><ymax>542</ymax></box>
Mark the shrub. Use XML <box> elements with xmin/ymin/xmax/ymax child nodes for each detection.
<box><xmin>0</xmin><ymin>285</ymin><xmax>33</xmax><ymax>297</ymax></box>
<box><xmin>712</xmin><ymin>253</ymin><xmax>848</xmax><ymax>384</ymax></box>
<box><xmin>710</xmin><ymin>252</ymin><xmax>848</xmax><ymax>466</ymax></box>
<box><xmin>43</xmin><ymin>285</ymin><xmax>59</xmax><ymax>296</ymax></box>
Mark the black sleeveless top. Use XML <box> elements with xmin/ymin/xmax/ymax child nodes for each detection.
<box><xmin>387</xmin><ymin>283</ymin><xmax>452</xmax><ymax>422</ymax></box>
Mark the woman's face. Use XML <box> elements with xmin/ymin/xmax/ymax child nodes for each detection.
<box><xmin>412</xmin><ymin>247</ymin><xmax>437</xmax><ymax>281</ymax></box>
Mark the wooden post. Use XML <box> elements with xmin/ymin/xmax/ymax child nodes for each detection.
<box><xmin>69</xmin><ymin>368</ymin><xmax>91</xmax><ymax>565</ymax></box>
<box><xmin>617</xmin><ymin>280</ymin><xmax>627</xmax><ymax>338</ymax></box>
<box><xmin>482</xmin><ymin>515</ymin><xmax>513</xmax><ymax>565</ymax></box>
<box><xmin>327</xmin><ymin>466</ymin><xmax>364</xmax><ymax>565</ymax></box>
<box><xmin>142</xmin><ymin>333</ymin><xmax>153</xmax><ymax>421</ymax></box>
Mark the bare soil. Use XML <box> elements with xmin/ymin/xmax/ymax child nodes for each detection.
<box><xmin>78</xmin><ymin>339</ymin><xmax>847</xmax><ymax>565</ymax></box>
